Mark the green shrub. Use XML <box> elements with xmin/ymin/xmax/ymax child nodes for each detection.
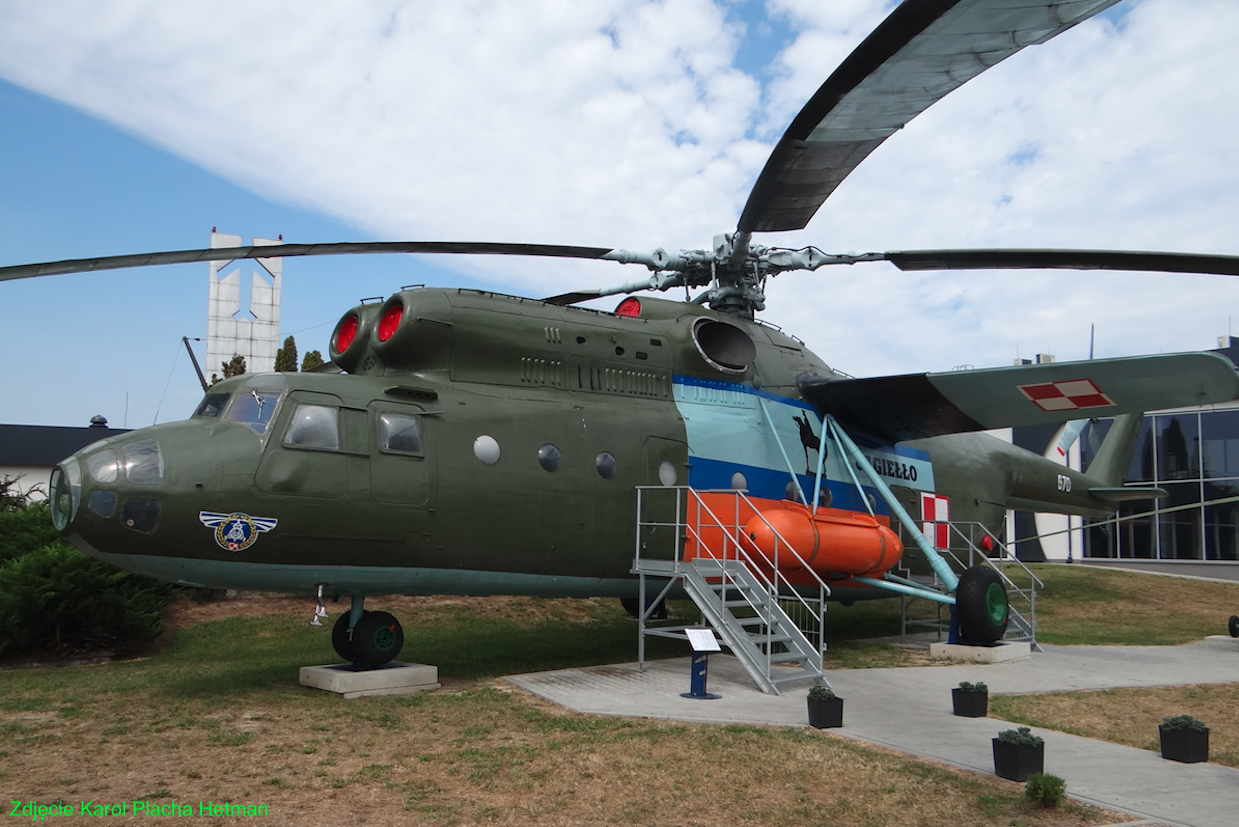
<box><xmin>996</xmin><ymin>726</ymin><xmax>1043</xmax><ymax>747</ymax></box>
<box><xmin>0</xmin><ymin>543</ymin><xmax>173</xmax><ymax>658</ymax></box>
<box><xmin>0</xmin><ymin>501</ymin><xmax>62</xmax><ymax>564</ymax></box>
<box><xmin>808</xmin><ymin>684</ymin><xmax>836</xmax><ymax>700</ymax></box>
<box><xmin>958</xmin><ymin>681</ymin><xmax>988</xmax><ymax>693</ymax></box>
<box><xmin>1160</xmin><ymin>714</ymin><xmax>1207</xmax><ymax>732</ymax></box>
<box><xmin>1024</xmin><ymin>772</ymin><xmax>1065</xmax><ymax>808</ymax></box>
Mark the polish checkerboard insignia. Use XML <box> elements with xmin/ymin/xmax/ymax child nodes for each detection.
<box><xmin>199</xmin><ymin>511</ymin><xmax>278</xmax><ymax>552</ymax></box>
<box><xmin>1017</xmin><ymin>378</ymin><xmax>1114</xmax><ymax>412</ymax></box>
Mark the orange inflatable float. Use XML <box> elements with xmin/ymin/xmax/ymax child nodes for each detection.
<box><xmin>685</xmin><ymin>494</ymin><xmax>902</xmax><ymax>583</ymax></box>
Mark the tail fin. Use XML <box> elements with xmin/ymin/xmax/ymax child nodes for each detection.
<box><xmin>1083</xmin><ymin>413</ymin><xmax>1141</xmax><ymax>487</ymax></box>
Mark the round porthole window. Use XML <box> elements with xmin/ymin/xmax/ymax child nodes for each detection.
<box><xmin>659</xmin><ymin>461</ymin><xmax>678</xmax><ymax>487</ymax></box>
<box><xmin>785</xmin><ymin>480</ymin><xmax>803</xmax><ymax>502</ymax></box>
<box><xmin>731</xmin><ymin>472</ymin><xmax>748</xmax><ymax>491</ymax></box>
<box><xmin>474</xmin><ymin>435</ymin><xmax>501</xmax><ymax>465</ymax></box>
<box><xmin>538</xmin><ymin>443</ymin><xmax>562</xmax><ymax>472</ymax></box>
<box><xmin>596</xmin><ymin>452</ymin><xmax>617</xmax><ymax>479</ymax></box>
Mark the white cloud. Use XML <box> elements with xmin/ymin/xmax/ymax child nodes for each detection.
<box><xmin>0</xmin><ymin>0</ymin><xmax>1237</xmax><ymax>396</ymax></box>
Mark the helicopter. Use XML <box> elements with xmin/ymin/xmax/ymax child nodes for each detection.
<box><xmin>6</xmin><ymin>0</ymin><xmax>1239</xmax><ymax>670</ymax></box>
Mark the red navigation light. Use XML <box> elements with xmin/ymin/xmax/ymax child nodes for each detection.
<box><xmin>615</xmin><ymin>297</ymin><xmax>641</xmax><ymax>317</ymax></box>
<box><xmin>336</xmin><ymin>315</ymin><xmax>359</xmax><ymax>352</ymax></box>
<box><xmin>378</xmin><ymin>303</ymin><xmax>404</xmax><ymax>342</ymax></box>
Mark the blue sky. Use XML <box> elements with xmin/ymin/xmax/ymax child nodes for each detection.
<box><xmin>1</xmin><ymin>0</ymin><xmax>1238</xmax><ymax>428</ymax></box>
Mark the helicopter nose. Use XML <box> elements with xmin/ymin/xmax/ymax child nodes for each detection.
<box><xmin>51</xmin><ymin>436</ymin><xmax>167</xmax><ymax>536</ymax></box>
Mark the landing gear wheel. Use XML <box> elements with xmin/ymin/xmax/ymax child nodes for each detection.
<box><xmin>620</xmin><ymin>597</ymin><xmax>668</xmax><ymax>620</ymax></box>
<box><xmin>331</xmin><ymin>612</ymin><xmax>355</xmax><ymax>662</ymax></box>
<box><xmin>1229</xmin><ymin>615</ymin><xmax>1239</xmax><ymax>638</ymax></box>
<box><xmin>956</xmin><ymin>566</ymin><xmax>1009</xmax><ymax>644</ymax></box>
<box><xmin>351</xmin><ymin>610</ymin><xmax>404</xmax><ymax>668</ymax></box>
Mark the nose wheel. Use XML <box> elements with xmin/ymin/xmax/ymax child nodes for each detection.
<box><xmin>331</xmin><ymin>604</ymin><xmax>405</xmax><ymax>668</ymax></box>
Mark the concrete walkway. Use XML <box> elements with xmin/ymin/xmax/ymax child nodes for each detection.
<box><xmin>507</xmin><ymin>636</ymin><xmax>1239</xmax><ymax>827</ymax></box>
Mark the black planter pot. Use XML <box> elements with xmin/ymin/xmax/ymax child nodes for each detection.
<box><xmin>952</xmin><ymin>688</ymin><xmax>988</xmax><ymax>718</ymax></box>
<box><xmin>807</xmin><ymin>696</ymin><xmax>843</xmax><ymax>729</ymax></box>
<box><xmin>992</xmin><ymin>739</ymin><xmax>1044</xmax><ymax>782</ymax></box>
<box><xmin>1159</xmin><ymin>726</ymin><xmax>1209</xmax><ymax>763</ymax></box>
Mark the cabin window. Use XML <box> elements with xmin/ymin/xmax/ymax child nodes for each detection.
<box><xmin>123</xmin><ymin>439</ymin><xmax>164</xmax><ymax>485</ymax></box>
<box><xmin>596</xmin><ymin>452</ymin><xmax>617</xmax><ymax>479</ymax></box>
<box><xmin>284</xmin><ymin>404</ymin><xmax>340</xmax><ymax>450</ymax></box>
<box><xmin>227</xmin><ymin>391</ymin><xmax>281</xmax><ymax>434</ymax></box>
<box><xmin>193</xmin><ymin>392</ymin><xmax>230</xmax><ymax>418</ymax></box>
<box><xmin>378</xmin><ymin>412</ymin><xmax>422</xmax><ymax>455</ymax></box>
<box><xmin>538</xmin><ymin>443</ymin><xmax>561</xmax><ymax>472</ymax></box>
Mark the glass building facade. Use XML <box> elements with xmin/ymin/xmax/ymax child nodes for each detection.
<box><xmin>1081</xmin><ymin>406</ymin><xmax>1239</xmax><ymax>560</ymax></box>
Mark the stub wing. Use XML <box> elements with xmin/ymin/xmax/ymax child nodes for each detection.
<box><xmin>799</xmin><ymin>352</ymin><xmax>1239</xmax><ymax>442</ymax></box>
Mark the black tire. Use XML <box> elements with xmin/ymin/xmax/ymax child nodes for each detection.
<box><xmin>956</xmin><ymin>565</ymin><xmax>1009</xmax><ymax>644</ymax></box>
<box><xmin>1229</xmin><ymin>615</ymin><xmax>1239</xmax><ymax>638</ymax></box>
<box><xmin>331</xmin><ymin>612</ymin><xmax>356</xmax><ymax>662</ymax></box>
<box><xmin>351</xmin><ymin>610</ymin><xmax>404</xmax><ymax>667</ymax></box>
<box><xmin>619</xmin><ymin>597</ymin><xmax>667</xmax><ymax>620</ymax></box>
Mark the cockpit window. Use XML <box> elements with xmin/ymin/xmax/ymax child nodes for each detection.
<box><xmin>122</xmin><ymin>439</ymin><xmax>164</xmax><ymax>485</ymax></box>
<box><xmin>378</xmin><ymin>412</ymin><xmax>422</xmax><ymax>455</ymax></box>
<box><xmin>226</xmin><ymin>391</ymin><xmax>281</xmax><ymax>434</ymax></box>
<box><xmin>194</xmin><ymin>393</ymin><xmax>231</xmax><ymax>418</ymax></box>
<box><xmin>284</xmin><ymin>404</ymin><xmax>340</xmax><ymax>450</ymax></box>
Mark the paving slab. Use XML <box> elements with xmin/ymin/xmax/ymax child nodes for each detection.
<box><xmin>507</xmin><ymin>636</ymin><xmax>1239</xmax><ymax>827</ymax></box>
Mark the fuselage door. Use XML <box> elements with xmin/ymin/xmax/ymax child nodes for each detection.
<box><xmin>255</xmin><ymin>391</ymin><xmax>349</xmax><ymax>499</ymax></box>
<box><xmin>369</xmin><ymin>403</ymin><xmax>433</xmax><ymax>506</ymax></box>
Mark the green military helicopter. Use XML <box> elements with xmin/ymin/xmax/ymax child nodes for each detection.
<box><xmin>6</xmin><ymin>0</ymin><xmax>1239</xmax><ymax>670</ymax></box>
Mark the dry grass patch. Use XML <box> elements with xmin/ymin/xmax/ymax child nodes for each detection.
<box><xmin>991</xmin><ymin>683</ymin><xmax>1239</xmax><ymax>767</ymax></box>
<box><xmin>2</xmin><ymin>681</ymin><xmax>1125</xmax><ymax>827</ymax></box>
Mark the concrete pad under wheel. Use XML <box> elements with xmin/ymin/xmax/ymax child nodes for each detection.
<box><xmin>300</xmin><ymin>661</ymin><xmax>440</xmax><ymax>699</ymax></box>
<box><xmin>929</xmin><ymin>641</ymin><xmax>1030</xmax><ymax>663</ymax></box>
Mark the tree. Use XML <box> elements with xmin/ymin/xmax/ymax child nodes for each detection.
<box><xmin>275</xmin><ymin>336</ymin><xmax>299</xmax><ymax>372</ymax></box>
<box><xmin>210</xmin><ymin>354</ymin><xmax>247</xmax><ymax>386</ymax></box>
<box><xmin>301</xmin><ymin>350</ymin><xmax>324</xmax><ymax>371</ymax></box>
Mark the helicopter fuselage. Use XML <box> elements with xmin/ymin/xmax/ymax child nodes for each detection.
<box><xmin>50</xmin><ymin>287</ymin><xmax>1133</xmax><ymax>603</ymax></box>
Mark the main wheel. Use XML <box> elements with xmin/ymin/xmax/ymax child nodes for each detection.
<box><xmin>351</xmin><ymin>610</ymin><xmax>404</xmax><ymax>668</ymax></box>
<box><xmin>1229</xmin><ymin>615</ymin><xmax>1239</xmax><ymax>638</ymax></box>
<box><xmin>331</xmin><ymin>612</ymin><xmax>356</xmax><ymax>662</ymax></box>
<box><xmin>956</xmin><ymin>566</ymin><xmax>1009</xmax><ymax>644</ymax></box>
<box><xmin>620</xmin><ymin>597</ymin><xmax>668</xmax><ymax>620</ymax></box>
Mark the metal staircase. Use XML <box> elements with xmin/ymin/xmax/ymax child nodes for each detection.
<box><xmin>632</xmin><ymin>487</ymin><xmax>829</xmax><ymax>695</ymax></box>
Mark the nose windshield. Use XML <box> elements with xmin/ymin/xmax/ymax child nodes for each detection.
<box><xmin>50</xmin><ymin>458</ymin><xmax>81</xmax><ymax>530</ymax></box>
<box><xmin>226</xmin><ymin>391</ymin><xmax>281</xmax><ymax>434</ymax></box>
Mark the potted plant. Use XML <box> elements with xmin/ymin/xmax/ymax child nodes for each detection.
<box><xmin>807</xmin><ymin>684</ymin><xmax>843</xmax><ymax>729</ymax></box>
<box><xmin>992</xmin><ymin>726</ymin><xmax>1044</xmax><ymax>782</ymax></box>
<box><xmin>952</xmin><ymin>681</ymin><xmax>988</xmax><ymax>717</ymax></box>
<box><xmin>1159</xmin><ymin>714</ymin><xmax>1209</xmax><ymax>763</ymax></box>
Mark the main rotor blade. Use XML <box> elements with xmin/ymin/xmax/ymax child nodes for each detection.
<box><xmin>737</xmin><ymin>0</ymin><xmax>1122</xmax><ymax>234</ymax></box>
<box><xmin>884</xmin><ymin>249</ymin><xmax>1239</xmax><ymax>276</ymax></box>
<box><xmin>0</xmin><ymin>241</ymin><xmax>616</xmax><ymax>283</ymax></box>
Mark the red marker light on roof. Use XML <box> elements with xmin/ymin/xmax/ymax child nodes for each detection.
<box><xmin>336</xmin><ymin>315</ymin><xmax>359</xmax><ymax>352</ymax></box>
<box><xmin>378</xmin><ymin>303</ymin><xmax>404</xmax><ymax>341</ymax></box>
<box><xmin>615</xmin><ymin>297</ymin><xmax>641</xmax><ymax>317</ymax></box>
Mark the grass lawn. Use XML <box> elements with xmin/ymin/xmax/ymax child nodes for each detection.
<box><xmin>1</xmin><ymin>594</ymin><xmax>1122</xmax><ymax>827</ymax></box>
